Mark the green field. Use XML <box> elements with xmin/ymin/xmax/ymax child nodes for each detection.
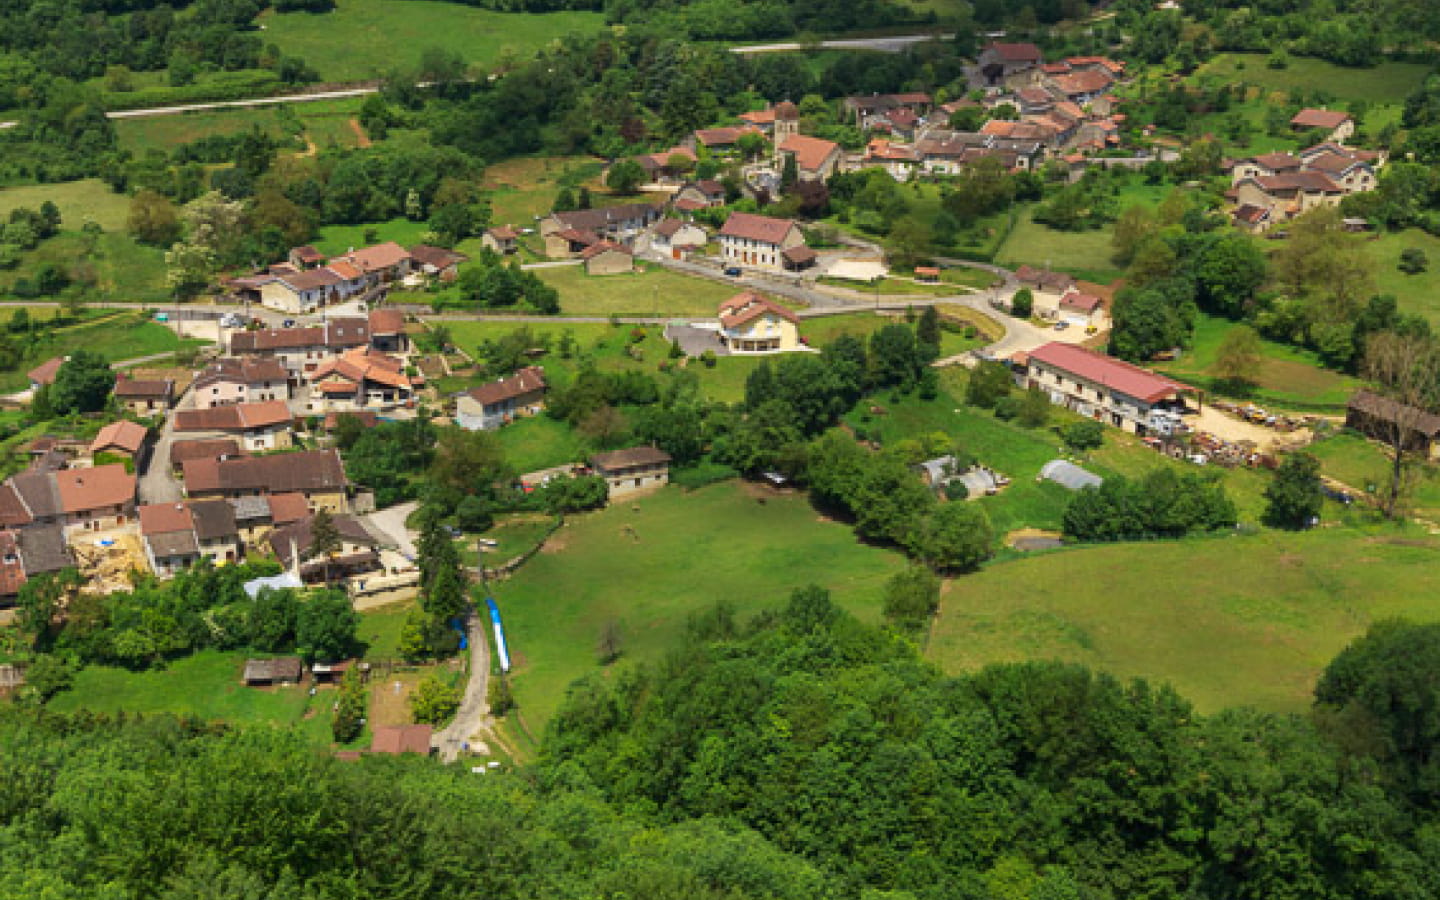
<box><xmin>495</xmin><ymin>413</ymin><xmax>589</xmax><ymax>473</ymax></box>
<box><xmin>113</xmin><ymin>98</ymin><xmax>368</xmax><ymax>157</ymax></box>
<box><xmin>0</xmin><ymin>179</ymin><xmax>133</xmax><ymax>232</ymax></box>
<box><xmin>1153</xmin><ymin>313</ymin><xmax>1362</xmax><ymax>409</ymax></box>
<box><xmin>0</xmin><ymin>312</ymin><xmax>210</xmax><ymax>390</ymax></box>
<box><xmin>314</xmin><ymin>218</ymin><xmax>432</xmax><ymax>256</ymax></box>
<box><xmin>260</xmin><ymin>0</ymin><xmax>605</xmax><ymax>82</ymax></box>
<box><xmin>1308</xmin><ymin>431</ymin><xmax>1440</xmax><ymax>520</ymax></box>
<box><xmin>930</xmin><ymin>527</ymin><xmax>1440</xmax><ymax>715</ymax></box>
<box><xmin>994</xmin><ymin>208</ymin><xmax>1126</xmax><ymax>283</ymax></box>
<box><xmin>1193</xmin><ymin>53</ymin><xmax>1430</xmax><ymax>106</ymax></box>
<box><xmin>484</xmin><ymin>156</ymin><xmax>607</xmax><ymax>228</ymax></box>
<box><xmin>492</xmin><ymin>480</ymin><xmax>907</xmax><ymax>738</ymax></box>
<box><xmin>537</xmin><ymin>264</ymin><xmax>747</xmax><ymax>317</ymax></box>
<box><xmin>50</xmin><ymin>649</ymin><xmax>333</xmax><ymax>744</ymax></box>
<box><xmin>1366</xmin><ymin>228</ymin><xmax>1440</xmax><ymax>328</ymax></box>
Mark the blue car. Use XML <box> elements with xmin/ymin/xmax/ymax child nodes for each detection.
<box><xmin>724</xmin><ymin>267</ymin><xmax>743</xmax><ymax>277</ymax></box>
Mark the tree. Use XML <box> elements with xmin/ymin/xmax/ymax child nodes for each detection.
<box><xmin>868</xmin><ymin>324</ymin><xmax>923</xmax><ymax>391</ymax></box>
<box><xmin>488</xmin><ymin>675</ymin><xmax>514</xmax><ymax>715</ymax></box>
<box><xmin>305</xmin><ymin>508</ymin><xmax>342</xmax><ymax>584</ymax></box>
<box><xmin>410</xmin><ymin>674</ymin><xmax>462</xmax><ymax>725</ymax></box>
<box><xmin>429</xmin><ymin>428</ymin><xmax>511</xmax><ymax>509</ymax></box>
<box><xmin>296</xmin><ymin>588</ymin><xmax>358</xmax><ymax>662</ymax></box>
<box><xmin>331</xmin><ymin>666</ymin><xmax>367</xmax><ymax>743</ymax></box>
<box><xmin>1361</xmin><ymin>332</ymin><xmax>1440</xmax><ymax>518</ymax></box>
<box><xmin>1263</xmin><ymin>452</ymin><xmax>1323</xmax><ymax>529</ymax></box>
<box><xmin>1010</xmin><ymin>288</ymin><xmax>1034</xmax><ymax>319</ymax></box>
<box><xmin>1062</xmin><ymin>420</ymin><xmax>1104</xmax><ymax>453</ymax></box>
<box><xmin>605</xmin><ymin>160</ymin><xmax>646</xmax><ymax>194</ymax></box>
<box><xmin>882</xmin><ymin>566</ymin><xmax>940</xmax><ymax>633</ymax></box>
<box><xmin>49</xmin><ymin>350</ymin><xmax>112</xmax><ymax>415</ymax></box>
<box><xmin>1399</xmin><ymin>247</ymin><xmax>1429</xmax><ymax>274</ymax></box>
<box><xmin>966</xmin><ymin>361</ymin><xmax>1013</xmax><ymax>409</ymax></box>
<box><xmin>1212</xmin><ymin>325</ymin><xmax>1264</xmax><ymax>391</ymax></box>
<box><xmin>1017</xmin><ymin>384</ymin><xmax>1050</xmax><ymax>428</ymax></box>
<box><xmin>126</xmin><ymin>190</ymin><xmax>180</xmax><ymax>246</ymax></box>
<box><xmin>905</xmin><ymin>502</ymin><xmax>994</xmax><ymax>572</ymax></box>
<box><xmin>915</xmin><ymin>305</ymin><xmax>941</xmax><ymax>360</ymax></box>
<box><xmin>596</xmin><ymin>618</ymin><xmax>623</xmax><ymax>665</ymax></box>
<box><xmin>165</xmin><ymin>240</ymin><xmax>218</xmax><ymax>300</ymax></box>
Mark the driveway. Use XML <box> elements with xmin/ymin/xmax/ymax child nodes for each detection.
<box><xmin>665</xmin><ymin>323</ymin><xmax>728</xmax><ymax>357</ymax></box>
<box><xmin>433</xmin><ymin>606</ymin><xmax>493</xmax><ymax>762</ymax></box>
<box><xmin>137</xmin><ymin>382</ymin><xmax>193</xmax><ymax>505</ymax></box>
<box><xmin>360</xmin><ymin>500</ymin><xmax>418</xmax><ymax>558</ymax></box>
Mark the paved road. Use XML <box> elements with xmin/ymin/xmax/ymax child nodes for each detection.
<box><xmin>359</xmin><ymin>501</ymin><xmax>419</xmax><ymax>558</ymax></box>
<box><xmin>434</xmin><ymin>607</ymin><xmax>493</xmax><ymax>763</ymax></box>
<box><xmin>137</xmin><ymin>380</ymin><xmax>193</xmax><ymax>505</ymax></box>
<box><xmin>0</xmin><ymin>86</ymin><xmax>381</xmax><ymax>130</ymax></box>
<box><xmin>731</xmin><ymin>33</ymin><xmax>954</xmax><ymax>54</ymax></box>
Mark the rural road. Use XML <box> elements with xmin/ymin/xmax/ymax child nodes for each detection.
<box><xmin>137</xmin><ymin>382</ymin><xmax>192</xmax><ymax>505</ymax></box>
<box><xmin>731</xmin><ymin>33</ymin><xmax>954</xmax><ymax>54</ymax></box>
<box><xmin>0</xmin><ymin>86</ymin><xmax>380</xmax><ymax>130</ymax></box>
<box><xmin>433</xmin><ymin>606</ymin><xmax>493</xmax><ymax>763</ymax></box>
<box><xmin>359</xmin><ymin>501</ymin><xmax>419</xmax><ymax>558</ymax></box>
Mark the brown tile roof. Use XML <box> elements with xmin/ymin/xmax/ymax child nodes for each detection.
<box><xmin>243</xmin><ymin>657</ymin><xmax>304</xmax><ymax>683</ymax></box>
<box><xmin>1052</xmin><ymin>70</ymin><xmax>1112</xmax><ymax>96</ymax></box>
<box><xmin>580</xmin><ymin>241</ymin><xmax>631</xmax><ymax>261</ymax></box>
<box><xmin>139</xmin><ymin>502</ymin><xmax>193</xmax><ymax>536</ymax></box>
<box><xmin>175</xmin><ymin>400</ymin><xmax>293</xmax><ymax>433</ymax></box>
<box><xmin>409</xmin><ymin>244</ymin><xmax>468</xmax><ymax>271</ymax></box>
<box><xmin>370</xmin><ymin>724</ymin><xmax>433</xmax><ymax>754</ymax></box>
<box><xmin>1347</xmin><ymin>389</ymin><xmax>1440</xmax><ymax>437</ymax></box>
<box><xmin>719</xmin><ymin>212</ymin><xmax>799</xmax><ymax>245</ymax></box>
<box><xmin>590</xmin><ymin>446</ymin><xmax>671</xmax><ymax>471</ymax></box>
<box><xmin>738</xmin><ymin>108</ymin><xmax>776</xmax><ymax>125</ymax></box>
<box><xmin>467</xmin><ymin>366</ymin><xmax>546</xmax><ymax>406</ymax></box>
<box><xmin>1059</xmin><ymin>289</ymin><xmax>1102</xmax><ymax>313</ymax></box>
<box><xmin>552</xmin><ymin>202</ymin><xmax>662</xmax><ymax>234</ymax></box>
<box><xmin>291</xmin><ymin>245</ymin><xmax>325</xmax><ymax>263</ymax></box>
<box><xmin>1233</xmin><ymin>204</ymin><xmax>1271</xmax><ymax>225</ymax></box>
<box><xmin>695</xmin><ymin>127</ymin><xmax>745</xmax><ymax>146</ymax></box>
<box><xmin>653</xmin><ymin>218</ymin><xmax>685</xmax><ymax>238</ymax></box>
<box><xmin>10</xmin><ymin>470</ymin><xmax>60</xmax><ymax>520</ymax></box>
<box><xmin>325</xmin><ymin>259</ymin><xmax>365</xmax><ymax>282</ymax></box>
<box><xmin>89</xmin><ymin>421</ymin><xmax>149</xmax><ymax>456</ymax></box>
<box><xmin>269</xmin><ymin>513</ymin><xmax>377</xmax><ymax>565</ymax></box>
<box><xmin>486</xmin><ymin>225</ymin><xmax>518</xmax><ymax>241</ymax></box>
<box><xmin>54</xmin><ymin>464</ymin><xmax>134</xmax><ymax>514</ymax></box>
<box><xmin>308</xmin><ymin>348</ymin><xmax>413</xmax><ymax>391</ymax></box>
<box><xmin>719</xmin><ymin>292</ymin><xmax>800</xmax><ymax>329</ymax></box>
<box><xmin>986</xmin><ymin>42</ymin><xmax>1043</xmax><ymax>63</ymax></box>
<box><xmin>341</xmin><ymin>241</ymin><xmax>411</xmax><ymax>273</ymax></box>
<box><xmin>694</xmin><ymin>179</ymin><xmax>725</xmax><ymax>195</ymax></box>
<box><xmin>1291</xmin><ymin>108</ymin><xmax>1350</xmax><ymax>130</ymax></box>
<box><xmin>1252</xmin><ymin>172</ymin><xmax>1344</xmax><ymax>194</ymax></box>
<box><xmin>279</xmin><ymin>268</ymin><xmax>343</xmax><ymax>292</ymax></box>
<box><xmin>1305</xmin><ymin>151</ymin><xmax>1365</xmax><ymax>175</ymax></box>
<box><xmin>0</xmin><ymin>531</ymin><xmax>24</xmax><ymax>596</ymax></box>
<box><xmin>778</xmin><ymin>134</ymin><xmax>840</xmax><ymax>173</ymax></box>
<box><xmin>1247</xmin><ymin>152</ymin><xmax>1302</xmax><ymax>172</ymax></box>
<box><xmin>194</xmin><ymin>356</ymin><xmax>289</xmax><ymax>389</ymax></box>
<box><xmin>782</xmin><ymin>245</ymin><xmax>817</xmax><ymax>266</ymax></box>
<box><xmin>18</xmin><ymin>523</ymin><xmax>70</xmax><ymax>574</ymax></box>
<box><xmin>1015</xmin><ymin>265</ymin><xmax>1076</xmax><ymax>292</ymax></box>
<box><xmin>189</xmin><ymin>498</ymin><xmax>237</xmax><ymax>541</ymax></box>
<box><xmin>112</xmin><ymin>376</ymin><xmax>173</xmax><ymax>399</ymax></box>
<box><xmin>0</xmin><ymin>483</ymin><xmax>32</xmax><ymax>529</ymax></box>
<box><xmin>266</xmin><ymin>492</ymin><xmax>311</xmax><ymax>524</ymax></box>
<box><xmin>27</xmin><ymin>357</ymin><xmax>63</xmax><ymax>386</ymax></box>
<box><xmin>183</xmin><ymin>450</ymin><xmax>347</xmax><ymax>496</ymax></box>
<box><xmin>774</xmin><ymin>100</ymin><xmax>799</xmax><ymax>120</ymax></box>
<box><xmin>169</xmin><ymin>439</ymin><xmax>243</xmax><ymax>470</ymax></box>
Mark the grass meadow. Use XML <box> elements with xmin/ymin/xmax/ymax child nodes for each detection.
<box><xmin>0</xmin><ymin>179</ymin><xmax>132</xmax><ymax>231</ymax></box>
<box><xmin>491</xmin><ymin>480</ymin><xmax>907</xmax><ymax>745</ymax></box>
<box><xmin>483</xmin><ymin>156</ymin><xmax>607</xmax><ymax>228</ymax></box>
<box><xmin>1192</xmin><ymin>53</ymin><xmax>1430</xmax><ymax>106</ymax></box>
<box><xmin>1365</xmin><ymin>228</ymin><xmax>1440</xmax><ymax>328</ymax></box>
<box><xmin>259</xmin><ymin>0</ymin><xmax>605</xmax><ymax>83</ymax></box>
<box><xmin>535</xmin><ymin>265</ymin><xmax>747</xmax><ymax>318</ymax></box>
<box><xmin>929</xmin><ymin>526</ymin><xmax>1440</xmax><ymax>715</ymax></box>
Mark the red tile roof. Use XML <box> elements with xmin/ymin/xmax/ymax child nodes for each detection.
<box><xmin>27</xmin><ymin>357</ymin><xmax>63</xmax><ymax>386</ymax></box>
<box><xmin>341</xmin><ymin>241</ymin><xmax>411</xmax><ymax>273</ymax></box>
<box><xmin>370</xmin><ymin>724</ymin><xmax>432</xmax><ymax>754</ymax></box>
<box><xmin>986</xmin><ymin>42</ymin><xmax>1043</xmax><ymax>63</ymax></box>
<box><xmin>112</xmin><ymin>376</ymin><xmax>173</xmax><ymax>399</ymax></box>
<box><xmin>777</xmin><ymin>134</ymin><xmax>840</xmax><ymax>173</ymax></box>
<box><xmin>467</xmin><ymin>366</ymin><xmax>546</xmax><ymax>406</ymax></box>
<box><xmin>1291</xmin><ymin>108</ymin><xmax>1350</xmax><ymax>131</ymax></box>
<box><xmin>54</xmin><ymin>464</ymin><xmax>135</xmax><ymax>514</ymax></box>
<box><xmin>580</xmin><ymin>240</ymin><xmax>632</xmax><ymax>261</ymax></box>
<box><xmin>90</xmin><ymin>421</ymin><xmax>149</xmax><ymax>456</ymax></box>
<box><xmin>139</xmin><ymin>502</ymin><xmax>193</xmax><ymax>536</ymax></box>
<box><xmin>719</xmin><ymin>212</ymin><xmax>799</xmax><ymax>245</ymax></box>
<box><xmin>718</xmin><ymin>291</ymin><xmax>800</xmax><ymax>329</ymax></box>
<box><xmin>183</xmin><ymin>450</ymin><xmax>347</xmax><ymax>496</ymax></box>
<box><xmin>1029</xmin><ymin>342</ymin><xmax>1191</xmax><ymax>403</ymax></box>
<box><xmin>1059</xmin><ymin>290</ymin><xmax>1102</xmax><ymax>313</ymax></box>
<box><xmin>266</xmin><ymin>492</ymin><xmax>311</xmax><ymax>525</ymax></box>
<box><xmin>169</xmin><ymin>438</ymin><xmax>243</xmax><ymax>469</ymax></box>
<box><xmin>175</xmin><ymin>400</ymin><xmax>293</xmax><ymax>433</ymax></box>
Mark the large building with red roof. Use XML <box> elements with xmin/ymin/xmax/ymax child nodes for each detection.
<box><xmin>718</xmin><ymin>212</ymin><xmax>808</xmax><ymax>272</ymax></box>
<box><xmin>1023</xmin><ymin>342</ymin><xmax>1194</xmax><ymax>435</ymax></box>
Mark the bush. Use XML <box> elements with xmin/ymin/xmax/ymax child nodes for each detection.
<box><xmin>410</xmin><ymin>675</ymin><xmax>462</xmax><ymax>726</ymax></box>
<box><xmin>993</xmin><ymin>396</ymin><xmax>1021</xmax><ymax>420</ymax></box>
<box><xmin>1063</xmin><ymin>420</ymin><xmax>1105</xmax><ymax>452</ymax></box>
<box><xmin>1399</xmin><ymin>248</ymin><xmax>1428</xmax><ymax>274</ymax></box>
<box><xmin>943</xmin><ymin>479</ymin><xmax>969</xmax><ymax>501</ymax></box>
<box><xmin>1011</xmin><ymin>288</ymin><xmax>1034</xmax><ymax>318</ymax></box>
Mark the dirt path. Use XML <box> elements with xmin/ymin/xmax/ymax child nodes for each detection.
<box><xmin>348</xmin><ymin>118</ymin><xmax>372</xmax><ymax>148</ymax></box>
<box><xmin>433</xmin><ymin>608</ymin><xmax>493</xmax><ymax>762</ymax></box>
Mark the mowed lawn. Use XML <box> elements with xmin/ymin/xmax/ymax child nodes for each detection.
<box><xmin>1153</xmin><ymin>314</ymin><xmax>1362</xmax><ymax>410</ymax></box>
<box><xmin>930</xmin><ymin>527</ymin><xmax>1440</xmax><ymax>714</ymax></box>
<box><xmin>539</xmin><ymin>265</ymin><xmax>745</xmax><ymax>317</ymax></box>
<box><xmin>260</xmin><ymin>0</ymin><xmax>604</xmax><ymax>82</ymax></box>
<box><xmin>314</xmin><ymin>218</ymin><xmax>432</xmax><ymax>256</ymax></box>
<box><xmin>115</xmin><ymin>107</ymin><xmax>297</xmax><ymax>156</ymax></box>
<box><xmin>1366</xmin><ymin>228</ymin><xmax>1440</xmax><ymax>328</ymax></box>
<box><xmin>484</xmin><ymin>156</ymin><xmax>607</xmax><ymax>227</ymax></box>
<box><xmin>0</xmin><ymin>179</ymin><xmax>132</xmax><ymax>231</ymax></box>
<box><xmin>0</xmin><ymin>313</ymin><xmax>210</xmax><ymax>390</ymax></box>
<box><xmin>493</xmin><ymin>480</ymin><xmax>907</xmax><ymax>734</ymax></box>
<box><xmin>1193</xmin><ymin>53</ymin><xmax>1430</xmax><ymax>106</ymax></box>
<box><xmin>51</xmin><ymin>649</ymin><xmax>333</xmax><ymax>744</ymax></box>
<box><xmin>994</xmin><ymin>209</ymin><xmax>1124</xmax><ymax>284</ymax></box>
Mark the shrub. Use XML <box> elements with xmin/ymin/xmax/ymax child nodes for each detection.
<box><xmin>1063</xmin><ymin>420</ymin><xmax>1105</xmax><ymax>452</ymax></box>
<box><xmin>1011</xmin><ymin>288</ymin><xmax>1034</xmax><ymax>318</ymax></box>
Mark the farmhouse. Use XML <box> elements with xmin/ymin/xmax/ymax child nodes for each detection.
<box><xmin>540</xmin><ymin>203</ymin><xmax>664</xmax><ymax>255</ymax></box>
<box><xmin>54</xmin><ymin>464</ymin><xmax>136</xmax><ymax>534</ymax></box>
<box><xmin>718</xmin><ymin>212</ymin><xmax>808</xmax><ymax>272</ymax></box>
<box><xmin>1345</xmin><ymin>390</ymin><xmax>1440</xmax><ymax>460</ymax></box>
<box><xmin>776</xmin><ymin>134</ymin><xmax>844</xmax><ymax>181</ymax></box>
<box><xmin>182</xmin><ymin>449</ymin><xmax>349</xmax><ymax>512</ymax></box>
<box><xmin>334</xmin><ymin>241</ymin><xmax>412</xmax><ymax>285</ymax></box>
<box><xmin>1232</xmin><ymin>172</ymin><xmax>1346</xmax><ymax>222</ymax></box>
<box><xmin>169</xmin><ymin>438</ymin><xmax>243</xmax><ymax>475</ymax></box>
<box><xmin>673</xmin><ymin>180</ymin><xmax>726</xmax><ymax>209</ymax></box>
<box><xmin>306</xmin><ymin>347</ymin><xmax>416</xmax><ymax>413</ymax></box>
<box><xmin>269</xmin><ymin>513</ymin><xmax>382</xmax><ymax>583</ymax></box>
<box><xmin>717</xmin><ymin>292</ymin><xmax>801</xmax><ymax>353</ymax></box>
<box><xmin>482</xmin><ymin>225</ymin><xmax>519</xmax><ymax>255</ymax></box>
<box><xmin>112</xmin><ymin>376</ymin><xmax>174</xmax><ymax>414</ymax></box>
<box><xmin>409</xmin><ymin>244</ymin><xmax>467</xmax><ymax>281</ymax></box>
<box><xmin>193</xmin><ymin>357</ymin><xmax>290</xmax><ymax>409</ymax></box>
<box><xmin>174</xmin><ymin>400</ymin><xmax>294</xmax><ymax>452</ymax></box>
<box><xmin>228</xmin><ymin>319</ymin><xmax>371</xmax><ymax>376</ymax></box>
<box><xmin>647</xmin><ymin>218</ymin><xmax>708</xmax><ymax>259</ymax></box>
<box><xmin>590</xmin><ymin>446</ymin><xmax>671</xmax><ymax>498</ymax></box>
<box><xmin>978</xmin><ymin>42</ymin><xmax>1044</xmax><ymax>87</ymax></box>
<box><xmin>456</xmin><ymin>366</ymin><xmax>547</xmax><ymax>431</ymax></box>
<box><xmin>88</xmin><ymin>420</ymin><xmax>149</xmax><ymax>462</ymax></box>
<box><xmin>1023</xmin><ymin>342</ymin><xmax>1193</xmax><ymax>435</ymax></box>
<box><xmin>139</xmin><ymin>502</ymin><xmax>200</xmax><ymax>577</ymax></box>
<box><xmin>1290</xmin><ymin>108</ymin><xmax>1354</xmax><ymax>143</ymax></box>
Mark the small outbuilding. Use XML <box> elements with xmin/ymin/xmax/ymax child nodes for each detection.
<box><xmin>1038</xmin><ymin>459</ymin><xmax>1103</xmax><ymax>491</ymax></box>
<box><xmin>242</xmin><ymin>656</ymin><xmax>305</xmax><ymax>685</ymax></box>
<box><xmin>590</xmin><ymin>445</ymin><xmax>671</xmax><ymax>498</ymax></box>
<box><xmin>370</xmin><ymin>724</ymin><xmax>435</xmax><ymax>755</ymax></box>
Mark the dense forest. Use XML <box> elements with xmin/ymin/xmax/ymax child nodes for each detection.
<box><xmin>7</xmin><ymin>594</ymin><xmax>1440</xmax><ymax>898</ymax></box>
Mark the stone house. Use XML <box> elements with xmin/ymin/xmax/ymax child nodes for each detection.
<box><xmin>589</xmin><ymin>446</ymin><xmax>671</xmax><ymax>498</ymax></box>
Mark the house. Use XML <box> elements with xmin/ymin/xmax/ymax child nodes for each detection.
<box><xmin>139</xmin><ymin>502</ymin><xmax>201</xmax><ymax>577</ymax></box>
<box><xmin>1232</xmin><ymin>203</ymin><xmax>1274</xmax><ymax>233</ymax></box>
<box><xmin>1024</xmin><ymin>342</ymin><xmax>1193</xmax><ymax>435</ymax></box>
<box><xmin>288</xmin><ymin>246</ymin><xmax>326</xmax><ymax>269</ymax></box>
<box><xmin>409</xmin><ymin>244</ymin><xmax>468</xmax><ymax>281</ymax></box>
<box><xmin>334</xmin><ymin>241</ymin><xmax>413</xmax><ymax>285</ymax></box>
<box><xmin>633</xmin><ymin>146</ymin><xmax>699</xmax><ymax>183</ymax></box>
<box><xmin>228</xmin><ymin>319</ymin><xmax>371</xmax><ymax>376</ymax></box>
<box><xmin>367</xmin><ymin>309</ymin><xmax>408</xmax><ymax>353</ymax></box>
<box><xmin>89</xmin><ymin>420</ymin><xmax>149</xmax><ymax>462</ymax></box>
<box><xmin>539</xmin><ymin>203</ymin><xmax>664</xmax><ymax>255</ymax></box>
<box><xmin>582</xmin><ymin>241</ymin><xmax>634</xmax><ymax>275</ymax></box>
<box><xmin>978</xmin><ymin>42</ymin><xmax>1044</xmax><ymax>87</ymax></box>
<box><xmin>673</xmin><ymin>180</ymin><xmax>726</xmax><ymax>209</ymax></box>
<box><xmin>269</xmin><ymin>513</ymin><xmax>382</xmax><ymax>583</ymax></box>
<box><xmin>718</xmin><ymin>212</ymin><xmax>808</xmax><ymax>271</ymax></box>
<box><xmin>1232</xmin><ymin>172</ymin><xmax>1346</xmax><ymax>222</ymax></box>
<box><xmin>1050</xmin><ymin>69</ymin><xmax>1114</xmax><ymax>104</ymax></box>
<box><xmin>182</xmin><ymin>449</ymin><xmax>349</xmax><ymax>512</ymax></box>
<box><xmin>456</xmin><ymin>366</ymin><xmax>546</xmax><ymax>431</ymax></box>
<box><xmin>1</xmin><ymin>470</ymin><xmax>62</xmax><ymax>529</ymax></box>
<box><xmin>692</xmin><ymin>126</ymin><xmax>762</xmax><ymax>152</ymax></box>
<box><xmin>192</xmin><ymin>357</ymin><xmax>290</xmax><ymax>409</ymax></box>
<box><xmin>169</xmin><ymin>438</ymin><xmax>243</xmax><ymax>475</ymax></box>
<box><xmin>229</xmin><ymin>491</ymin><xmax>310</xmax><ymax>545</ymax></box>
<box><xmin>27</xmin><ymin>357</ymin><xmax>63</xmax><ymax>392</ymax></box>
<box><xmin>243</xmin><ymin>657</ymin><xmax>304</xmax><ymax>685</ymax></box>
<box><xmin>1015</xmin><ymin>265</ymin><xmax>1077</xmax><ymax>297</ymax></box>
<box><xmin>254</xmin><ymin>267</ymin><xmax>350</xmax><ymax>315</ymax></box>
<box><xmin>777</xmin><ymin>134</ymin><xmax>844</xmax><ymax>181</ymax></box>
<box><xmin>307</xmin><ymin>347</ymin><xmax>416</xmax><ymax>413</ymax></box>
<box><xmin>590</xmin><ymin>446</ymin><xmax>671</xmax><ymax>498</ymax></box>
<box><xmin>844</xmin><ymin>92</ymin><xmax>933</xmax><ymax>127</ymax></box>
<box><xmin>647</xmin><ymin>218</ymin><xmax>709</xmax><ymax>259</ymax></box>
<box><xmin>1345</xmin><ymin>390</ymin><xmax>1440</xmax><ymax>460</ymax></box>
<box><xmin>191</xmin><ymin>499</ymin><xmax>240</xmax><ymax>565</ymax></box>
<box><xmin>717</xmin><ymin>292</ymin><xmax>801</xmax><ymax>353</ymax></box>
<box><xmin>1057</xmin><ymin>288</ymin><xmax>1104</xmax><ymax>327</ymax></box>
<box><xmin>1290</xmin><ymin>108</ymin><xmax>1355</xmax><ymax>143</ymax></box>
<box><xmin>865</xmin><ymin>139</ymin><xmax>921</xmax><ymax>181</ymax></box>
<box><xmin>112</xmin><ymin>376</ymin><xmax>174</xmax><ymax>414</ymax></box>
<box><xmin>544</xmin><ymin>227</ymin><xmax>602</xmax><ymax>259</ymax></box>
<box><xmin>54</xmin><ymin>464</ymin><xmax>136</xmax><ymax>534</ymax></box>
<box><xmin>481</xmin><ymin>225</ymin><xmax>519</xmax><ymax>255</ymax></box>
<box><xmin>174</xmin><ymin>400</ymin><xmax>294</xmax><ymax>452</ymax></box>
<box><xmin>1230</xmin><ymin>152</ymin><xmax>1302</xmax><ymax>182</ymax></box>
<box><xmin>370</xmin><ymin>724</ymin><xmax>434</xmax><ymax>755</ymax></box>
<box><xmin>16</xmin><ymin>523</ymin><xmax>72</xmax><ymax>579</ymax></box>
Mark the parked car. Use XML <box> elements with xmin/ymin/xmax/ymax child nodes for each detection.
<box><xmin>724</xmin><ymin>267</ymin><xmax>742</xmax><ymax>277</ymax></box>
<box><xmin>1054</xmin><ymin>321</ymin><xmax>1070</xmax><ymax>331</ymax></box>
<box><xmin>283</xmin><ymin>319</ymin><xmax>296</xmax><ymax>328</ymax></box>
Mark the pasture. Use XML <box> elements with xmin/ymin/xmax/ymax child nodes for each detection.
<box><xmin>535</xmin><ymin>264</ymin><xmax>746</xmax><ymax>317</ymax></box>
<box><xmin>260</xmin><ymin>0</ymin><xmax>605</xmax><ymax>83</ymax></box>
<box><xmin>1366</xmin><ymin>228</ymin><xmax>1440</xmax><ymax>328</ymax></box>
<box><xmin>929</xmin><ymin>526</ymin><xmax>1440</xmax><ymax>714</ymax></box>
<box><xmin>1192</xmin><ymin>53</ymin><xmax>1430</xmax><ymax>106</ymax></box>
<box><xmin>0</xmin><ymin>179</ymin><xmax>132</xmax><ymax>232</ymax></box>
<box><xmin>491</xmin><ymin>480</ymin><xmax>907</xmax><ymax>742</ymax></box>
<box><xmin>483</xmin><ymin>156</ymin><xmax>607</xmax><ymax>227</ymax></box>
